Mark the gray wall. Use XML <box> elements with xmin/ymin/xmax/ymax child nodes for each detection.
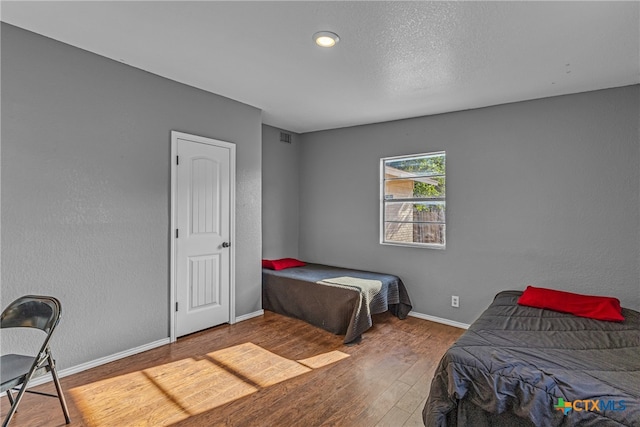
<box><xmin>1</xmin><ymin>23</ymin><xmax>262</xmax><ymax>369</ymax></box>
<box><xmin>262</xmin><ymin>125</ymin><xmax>300</xmax><ymax>259</ymax></box>
<box><xmin>299</xmin><ymin>86</ymin><xmax>640</xmax><ymax>324</ymax></box>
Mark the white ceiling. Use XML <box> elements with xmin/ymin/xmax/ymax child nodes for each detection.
<box><xmin>2</xmin><ymin>1</ymin><xmax>639</xmax><ymax>133</ymax></box>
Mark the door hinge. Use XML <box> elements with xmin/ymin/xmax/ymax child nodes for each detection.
<box><xmin>176</xmin><ymin>155</ymin><xmax>179</xmax><ymax>165</ymax></box>
<box><xmin>176</xmin><ymin>229</ymin><xmax>179</xmax><ymax>238</ymax></box>
<box><xmin>175</xmin><ymin>302</ymin><xmax>178</xmax><ymax>312</ymax></box>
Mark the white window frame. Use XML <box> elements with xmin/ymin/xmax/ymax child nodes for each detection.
<box><xmin>380</xmin><ymin>151</ymin><xmax>446</xmax><ymax>249</ymax></box>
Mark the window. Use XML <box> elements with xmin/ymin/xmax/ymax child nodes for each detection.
<box><xmin>380</xmin><ymin>151</ymin><xmax>446</xmax><ymax>249</ymax></box>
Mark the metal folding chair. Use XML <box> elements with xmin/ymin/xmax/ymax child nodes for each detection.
<box><xmin>1</xmin><ymin>295</ymin><xmax>71</xmax><ymax>426</ymax></box>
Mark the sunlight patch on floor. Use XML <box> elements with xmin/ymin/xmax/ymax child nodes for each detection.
<box><xmin>207</xmin><ymin>342</ymin><xmax>311</xmax><ymax>387</ymax></box>
<box><xmin>297</xmin><ymin>350</ymin><xmax>350</xmax><ymax>369</ymax></box>
<box><xmin>69</xmin><ymin>343</ymin><xmax>349</xmax><ymax>427</ymax></box>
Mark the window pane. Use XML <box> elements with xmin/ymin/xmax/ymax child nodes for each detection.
<box><xmin>384</xmin><ymin>201</ymin><xmax>445</xmax><ymax>222</ymax></box>
<box><xmin>385</xmin><ymin>153</ymin><xmax>445</xmax><ymax>178</ymax></box>
<box><xmin>384</xmin><ymin>222</ymin><xmax>445</xmax><ymax>246</ymax></box>
<box><xmin>384</xmin><ymin>176</ymin><xmax>445</xmax><ymax>199</ymax></box>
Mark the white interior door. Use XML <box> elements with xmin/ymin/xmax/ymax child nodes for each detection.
<box><xmin>172</xmin><ymin>132</ymin><xmax>234</xmax><ymax>338</ymax></box>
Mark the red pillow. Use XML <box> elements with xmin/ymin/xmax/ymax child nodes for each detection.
<box><xmin>262</xmin><ymin>258</ymin><xmax>306</xmax><ymax>271</ymax></box>
<box><xmin>517</xmin><ymin>286</ymin><xmax>624</xmax><ymax>322</ymax></box>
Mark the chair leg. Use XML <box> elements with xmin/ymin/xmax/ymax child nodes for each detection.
<box><xmin>2</xmin><ymin>382</ymin><xmax>30</xmax><ymax>427</ymax></box>
<box><xmin>48</xmin><ymin>355</ymin><xmax>71</xmax><ymax>424</ymax></box>
<box><xmin>5</xmin><ymin>390</ymin><xmax>14</xmax><ymax>406</ymax></box>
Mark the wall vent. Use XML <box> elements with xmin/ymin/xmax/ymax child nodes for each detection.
<box><xmin>279</xmin><ymin>132</ymin><xmax>292</xmax><ymax>144</ymax></box>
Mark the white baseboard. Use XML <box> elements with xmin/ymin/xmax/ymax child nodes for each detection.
<box><xmin>24</xmin><ymin>337</ymin><xmax>171</xmax><ymax>389</ymax></box>
<box><xmin>235</xmin><ymin>309</ymin><xmax>264</xmax><ymax>323</ymax></box>
<box><xmin>408</xmin><ymin>311</ymin><xmax>470</xmax><ymax>330</ymax></box>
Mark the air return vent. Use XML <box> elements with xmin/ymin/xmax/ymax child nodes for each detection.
<box><xmin>280</xmin><ymin>132</ymin><xmax>292</xmax><ymax>144</ymax></box>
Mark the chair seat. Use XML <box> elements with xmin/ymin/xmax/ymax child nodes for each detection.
<box><xmin>0</xmin><ymin>354</ymin><xmax>45</xmax><ymax>392</ymax></box>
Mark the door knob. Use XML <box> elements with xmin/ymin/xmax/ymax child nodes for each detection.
<box><xmin>222</xmin><ymin>242</ymin><xmax>231</xmax><ymax>248</ymax></box>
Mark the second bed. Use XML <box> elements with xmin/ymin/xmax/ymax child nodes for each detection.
<box><xmin>262</xmin><ymin>263</ymin><xmax>413</xmax><ymax>343</ymax></box>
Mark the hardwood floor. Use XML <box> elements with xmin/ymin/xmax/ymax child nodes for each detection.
<box><xmin>1</xmin><ymin>311</ymin><xmax>463</xmax><ymax>427</ymax></box>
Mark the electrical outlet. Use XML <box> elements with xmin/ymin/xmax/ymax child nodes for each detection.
<box><xmin>451</xmin><ymin>295</ymin><xmax>459</xmax><ymax>308</ymax></box>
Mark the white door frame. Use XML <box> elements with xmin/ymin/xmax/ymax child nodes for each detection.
<box><xmin>170</xmin><ymin>131</ymin><xmax>236</xmax><ymax>342</ymax></box>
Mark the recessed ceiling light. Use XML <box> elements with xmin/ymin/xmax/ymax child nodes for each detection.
<box><xmin>313</xmin><ymin>31</ymin><xmax>340</xmax><ymax>48</ymax></box>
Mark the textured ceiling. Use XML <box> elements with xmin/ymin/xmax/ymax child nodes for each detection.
<box><xmin>2</xmin><ymin>1</ymin><xmax>638</xmax><ymax>133</ymax></box>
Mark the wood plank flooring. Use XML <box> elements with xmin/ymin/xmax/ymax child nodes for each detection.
<box><xmin>0</xmin><ymin>311</ymin><xmax>463</xmax><ymax>427</ymax></box>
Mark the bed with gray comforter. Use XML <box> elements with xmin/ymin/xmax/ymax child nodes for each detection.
<box><xmin>262</xmin><ymin>263</ymin><xmax>412</xmax><ymax>343</ymax></box>
<box><xmin>423</xmin><ymin>290</ymin><xmax>640</xmax><ymax>426</ymax></box>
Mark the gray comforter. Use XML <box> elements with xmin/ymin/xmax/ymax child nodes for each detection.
<box><xmin>262</xmin><ymin>263</ymin><xmax>412</xmax><ymax>343</ymax></box>
<box><xmin>423</xmin><ymin>290</ymin><xmax>640</xmax><ymax>427</ymax></box>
